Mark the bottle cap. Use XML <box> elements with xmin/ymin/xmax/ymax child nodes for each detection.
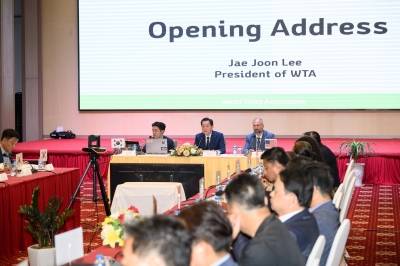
<box><xmin>96</xmin><ymin>254</ymin><xmax>104</xmax><ymax>259</ymax></box>
<box><xmin>174</xmin><ymin>210</ymin><xmax>180</xmax><ymax>215</ymax></box>
<box><xmin>195</xmin><ymin>198</ymin><xmax>200</xmax><ymax>203</ymax></box>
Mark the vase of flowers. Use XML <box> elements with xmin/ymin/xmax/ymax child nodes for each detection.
<box><xmin>170</xmin><ymin>143</ymin><xmax>203</xmax><ymax>157</ymax></box>
<box><xmin>101</xmin><ymin>206</ymin><xmax>141</xmax><ymax>248</ymax></box>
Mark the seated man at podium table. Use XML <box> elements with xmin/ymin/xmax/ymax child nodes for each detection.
<box><xmin>194</xmin><ymin>117</ymin><xmax>226</xmax><ymax>154</ymax></box>
<box><xmin>0</xmin><ymin>129</ymin><xmax>20</xmax><ymax>170</ymax></box>
<box><xmin>243</xmin><ymin>118</ymin><xmax>275</xmax><ymax>154</ymax></box>
<box><xmin>142</xmin><ymin>121</ymin><xmax>175</xmax><ymax>153</ymax></box>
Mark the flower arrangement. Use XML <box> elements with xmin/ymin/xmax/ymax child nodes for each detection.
<box><xmin>171</xmin><ymin>142</ymin><xmax>203</xmax><ymax>157</ymax></box>
<box><xmin>101</xmin><ymin>206</ymin><xmax>140</xmax><ymax>248</ymax></box>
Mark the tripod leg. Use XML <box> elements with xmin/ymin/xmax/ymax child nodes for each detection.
<box><xmin>94</xmin><ymin>160</ymin><xmax>111</xmax><ymax>216</ymax></box>
<box><xmin>68</xmin><ymin>159</ymin><xmax>93</xmax><ymax>210</ymax></box>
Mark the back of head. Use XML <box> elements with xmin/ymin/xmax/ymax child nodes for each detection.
<box><xmin>260</xmin><ymin>147</ymin><xmax>290</xmax><ymax>166</ymax></box>
<box><xmin>225</xmin><ymin>173</ymin><xmax>266</xmax><ymax>210</ymax></box>
<box><xmin>124</xmin><ymin>215</ymin><xmax>192</xmax><ymax>266</ymax></box>
<box><xmin>152</xmin><ymin>121</ymin><xmax>166</xmax><ymax>131</ymax></box>
<box><xmin>279</xmin><ymin>168</ymin><xmax>314</xmax><ymax>208</ymax></box>
<box><xmin>292</xmin><ymin>141</ymin><xmax>316</xmax><ymax>161</ymax></box>
<box><xmin>179</xmin><ymin>201</ymin><xmax>232</xmax><ymax>253</ymax></box>
<box><xmin>286</xmin><ymin>156</ymin><xmax>314</xmax><ymax>170</ymax></box>
<box><xmin>1</xmin><ymin>129</ymin><xmax>20</xmax><ymax>141</ymax></box>
<box><xmin>302</xmin><ymin>162</ymin><xmax>334</xmax><ymax>197</ymax></box>
<box><xmin>303</xmin><ymin>131</ymin><xmax>321</xmax><ymax>144</ymax></box>
<box><xmin>295</xmin><ymin>136</ymin><xmax>325</xmax><ymax>162</ymax></box>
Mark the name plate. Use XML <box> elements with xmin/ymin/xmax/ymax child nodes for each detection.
<box><xmin>45</xmin><ymin>164</ymin><xmax>55</xmax><ymax>171</ymax></box>
<box><xmin>121</xmin><ymin>150</ymin><xmax>136</xmax><ymax>156</ymax></box>
<box><xmin>251</xmin><ymin>151</ymin><xmax>262</xmax><ymax>158</ymax></box>
<box><xmin>17</xmin><ymin>168</ymin><xmax>32</xmax><ymax>177</ymax></box>
<box><xmin>202</xmin><ymin>150</ymin><xmax>217</xmax><ymax>157</ymax></box>
<box><xmin>0</xmin><ymin>173</ymin><xmax>8</xmax><ymax>181</ymax></box>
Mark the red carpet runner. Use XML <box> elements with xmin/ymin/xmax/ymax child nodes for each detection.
<box><xmin>1</xmin><ymin>183</ymin><xmax>399</xmax><ymax>265</ymax></box>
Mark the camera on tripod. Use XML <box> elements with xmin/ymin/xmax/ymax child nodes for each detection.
<box><xmin>82</xmin><ymin>135</ymin><xmax>107</xmax><ymax>153</ymax></box>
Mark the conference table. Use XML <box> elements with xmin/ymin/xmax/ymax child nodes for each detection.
<box><xmin>108</xmin><ymin>154</ymin><xmax>260</xmax><ymax>191</ymax></box>
<box><xmin>111</xmin><ymin>182</ymin><xmax>186</xmax><ymax>216</ymax></box>
<box><xmin>0</xmin><ymin>168</ymin><xmax>81</xmax><ymax>259</ymax></box>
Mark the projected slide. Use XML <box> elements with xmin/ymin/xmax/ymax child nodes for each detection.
<box><xmin>78</xmin><ymin>0</ymin><xmax>400</xmax><ymax>110</ymax></box>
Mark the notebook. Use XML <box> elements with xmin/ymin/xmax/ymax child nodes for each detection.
<box><xmin>145</xmin><ymin>138</ymin><xmax>168</xmax><ymax>154</ymax></box>
<box><xmin>55</xmin><ymin>227</ymin><xmax>84</xmax><ymax>266</ymax></box>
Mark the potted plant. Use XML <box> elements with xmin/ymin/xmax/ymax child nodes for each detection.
<box><xmin>339</xmin><ymin>140</ymin><xmax>375</xmax><ymax>186</ymax></box>
<box><xmin>19</xmin><ymin>186</ymin><xmax>75</xmax><ymax>266</ymax></box>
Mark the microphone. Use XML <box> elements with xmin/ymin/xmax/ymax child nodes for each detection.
<box><xmin>196</xmin><ymin>136</ymin><xmax>203</xmax><ymax>148</ymax></box>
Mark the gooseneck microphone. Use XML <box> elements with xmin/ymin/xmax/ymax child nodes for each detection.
<box><xmin>196</xmin><ymin>136</ymin><xmax>203</xmax><ymax>148</ymax></box>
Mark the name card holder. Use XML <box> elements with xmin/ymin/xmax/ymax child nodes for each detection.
<box><xmin>121</xmin><ymin>150</ymin><xmax>136</xmax><ymax>156</ymax></box>
<box><xmin>202</xmin><ymin>150</ymin><xmax>217</xmax><ymax>157</ymax></box>
<box><xmin>0</xmin><ymin>173</ymin><xmax>8</xmax><ymax>181</ymax></box>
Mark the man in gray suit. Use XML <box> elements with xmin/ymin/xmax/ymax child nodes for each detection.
<box><xmin>243</xmin><ymin>118</ymin><xmax>275</xmax><ymax>154</ymax></box>
<box><xmin>303</xmin><ymin>162</ymin><xmax>340</xmax><ymax>266</ymax></box>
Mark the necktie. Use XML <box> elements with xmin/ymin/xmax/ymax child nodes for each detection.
<box><xmin>257</xmin><ymin>138</ymin><xmax>261</xmax><ymax>149</ymax></box>
<box><xmin>206</xmin><ymin>137</ymin><xmax>210</xmax><ymax>150</ymax></box>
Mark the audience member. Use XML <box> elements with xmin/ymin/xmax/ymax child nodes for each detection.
<box><xmin>286</xmin><ymin>156</ymin><xmax>314</xmax><ymax>170</ymax></box>
<box><xmin>303</xmin><ymin>131</ymin><xmax>340</xmax><ymax>187</ymax></box>
<box><xmin>295</xmin><ymin>135</ymin><xmax>325</xmax><ymax>162</ymax></box>
<box><xmin>286</xmin><ymin>151</ymin><xmax>297</xmax><ymax>159</ymax></box>
<box><xmin>122</xmin><ymin>215</ymin><xmax>192</xmax><ymax>266</ymax></box>
<box><xmin>225</xmin><ymin>173</ymin><xmax>305</xmax><ymax>266</ymax></box>
<box><xmin>243</xmin><ymin>118</ymin><xmax>275</xmax><ymax>154</ymax></box>
<box><xmin>194</xmin><ymin>117</ymin><xmax>226</xmax><ymax>154</ymax></box>
<box><xmin>270</xmin><ymin>168</ymin><xmax>319</xmax><ymax>261</ymax></box>
<box><xmin>142</xmin><ymin>121</ymin><xmax>175</xmax><ymax>153</ymax></box>
<box><xmin>292</xmin><ymin>141</ymin><xmax>317</xmax><ymax>161</ymax></box>
<box><xmin>179</xmin><ymin>202</ymin><xmax>237</xmax><ymax>266</ymax></box>
<box><xmin>0</xmin><ymin>129</ymin><xmax>20</xmax><ymax>170</ymax></box>
<box><xmin>303</xmin><ymin>162</ymin><xmax>340</xmax><ymax>266</ymax></box>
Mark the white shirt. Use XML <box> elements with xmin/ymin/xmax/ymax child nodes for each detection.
<box><xmin>0</xmin><ymin>145</ymin><xmax>11</xmax><ymax>166</ymax></box>
<box><xmin>211</xmin><ymin>254</ymin><xmax>231</xmax><ymax>266</ymax></box>
<box><xmin>278</xmin><ymin>209</ymin><xmax>303</xmax><ymax>223</ymax></box>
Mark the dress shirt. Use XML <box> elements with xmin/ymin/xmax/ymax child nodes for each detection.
<box><xmin>211</xmin><ymin>254</ymin><xmax>230</xmax><ymax>266</ymax></box>
<box><xmin>278</xmin><ymin>209</ymin><xmax>303</xmax><ymax>223</ymax></box>
<box><xmin>0</xmin><ymin>145</ymin><xmax>11</xmax><ymax>166</ymax></box>
<box><xmin>309</xmin><ymin>199</ymin><xmax>330</xmax><ymax>213</ymax></box>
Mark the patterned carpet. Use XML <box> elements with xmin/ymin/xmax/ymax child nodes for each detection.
<box><xmin>345</xmin><ymin>185</ymin><xmax>400</xmax><ymax>265</ymax></box>
<box><xmin>1</xmin><ymin>182</ymin><xmax>398</xmax><ymax>265</ymax></box>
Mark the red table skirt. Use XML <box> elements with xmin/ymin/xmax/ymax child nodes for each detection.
<box><xmin>0</xmin><ymin>168</ymin><xmax>81</xmax><ymax>259</ymax></box>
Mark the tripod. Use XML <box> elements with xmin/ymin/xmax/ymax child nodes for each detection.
<box><xmin>68</xmin><ymin>150</ymin><xmax>111</xmax><ymax>216</ymax></box>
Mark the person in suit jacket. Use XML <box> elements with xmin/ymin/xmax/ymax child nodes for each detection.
<box><xmin>270</xmin><ymin>168</ymin><xmax>319</xmax><ymax>262</ymax></box>
<box><xmin>179</xmin><ymin>202</ymin><xmax>237</xmax><ymax>266</ymax></box>
<box><xmin>304</xmin><ymin>162</ymin><xmax>340</xmax><ymax>266</ymax></box>
<box><xmin>0</xmin><ymin>129</ymin><xmax>20</xmax><ymax>170</ymax></box>
<box><xmin>194</xmin><ymin>117</ymin><xmax>226</xmax><ymax>154</ymax></box>
<box><xmin>225</xmin><ymin>173</ymin><xmax>305</xmax><ymax>266</ymax></box>
<box><xmin>142</xmin><ymin>121</ymin><xmax>175</xmax><ymax>153</ymax></box>
<box><xmin>243</xmin><ymin>118</ymin><xmax>275</xmax><ymax>154</ymax></box>
<box><xmin>303</xmin><ymin>131</ymin><xmax>340</xmax><ymax>188</ymax></box>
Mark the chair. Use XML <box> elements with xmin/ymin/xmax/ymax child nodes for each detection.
<box><xmin>343</xmin><ymin>159</ymin><xmax>354</xmax><ymax>183</ymax></box>
<box><xmin>333</xmin><ymin>191</ymin><xmax>343</xmax><ymax>210</ymax></box>
<box><xmin>332</xmin><ymin>183</ymin><xmax>344</xmax><ymax>208</ymax></box>
<box><xmin>339</xmin><ymin>176</ymin><xmax>356</xmax><ymax>223</ymax></box>
<box><xmin>326</xmin><ymin>219</ymin><xmax>351</xmax><ymax>266</ymax></box>
<box><xmin>343</xmin><ymin>169</ymin><xmax>355</xmax><ymax>194</ymax></box>
<box><xmin>306</xmin><ymin>235</ymin><xmax>326</xmax><ymax>266</ymax></box>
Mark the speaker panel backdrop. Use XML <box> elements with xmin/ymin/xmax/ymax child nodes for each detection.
<box><xmin>78</xmin><ymin>0</ymin><xmax>400</xmax><ymax>110</ymax></box>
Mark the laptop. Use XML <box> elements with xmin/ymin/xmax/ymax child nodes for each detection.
<box><xmin>55</xmin><ymin>227</ymin><xmax>84</xmax><ymax>266</ymax></box>
<box><xmin>264</xmin><ymin>139</ymin><xmax>278</xmax><ymax>149</ymax></box>
<box><xmin>145</xmin><ymin>138</ymin><xmax>168</xmax><ymax>154</ymax></box>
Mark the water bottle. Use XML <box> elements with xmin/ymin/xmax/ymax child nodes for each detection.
<box><xmin>38</xmin><ymin>160</ymin><xmax>44</xmax><ymax>170</ymax></box>
<box><xmin>258</xmin><ymin>161</ymin><xmax>264</xmax><ymax>178</ymax></box>
<box><xmin>233</xmin><ymin>144</ymin><xmax>237</xmax><ymax>156</ymax></box>
<box><xmin>11</xmin><ymin>160</ymin><xmax>17</xmax><ymax>176</ymax></box>
<box><xmin>94</xmin><ymin>254</ymin><xmax>106</xmax><ymax>266</ymax></box>
<box><xmin>132</xmin><ymin>144</ymin><xmax>137</xmax><ymax>151</ymax></box>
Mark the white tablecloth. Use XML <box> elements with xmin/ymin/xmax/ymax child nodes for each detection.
<box><xmin>110</xmin><ymin>182</ymin><xmax>186</xmax><ymax>216</ymax></box>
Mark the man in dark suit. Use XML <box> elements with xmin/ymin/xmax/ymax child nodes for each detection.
<box><xmin>225</xmin><ymin>173</ymin><xmax>305</xmax><ymax>266</ymax></box>
<box><xmin>194</xmin><ymin>117</ymin><xmax>226</xmax><ymax>154</ymax></box>
<box><xmin>303</xmin><ymin>162</ymin><xmax>340</xmax><ymax>266</ymax></box>
<box><xmin>142</xmin><ymin>121</ymin><xmax>175</xmax><ymax>153</ymax></box>
<box><xmin>304</xmin><ymin>131</ymin><xmax>340</xmax><ymax>187</ymax></box>
<box><xmin>243</xmin><ymin>118</ymin><xmax>275</xmax><ymax>154</ymax></box>
<box><xmin>179</xmin><ymin>202</ymin><xmax>237</xmax><ymax>266</ymax></box>
<box><xmin>270</xmin><ymin>168</ymin><xmax>319</xmax><ymax>262</ymax></box>
<box><xmin>0</xmin><ymin>129</ymin><xmax>20</xmax><ymax>170</ymax></box>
